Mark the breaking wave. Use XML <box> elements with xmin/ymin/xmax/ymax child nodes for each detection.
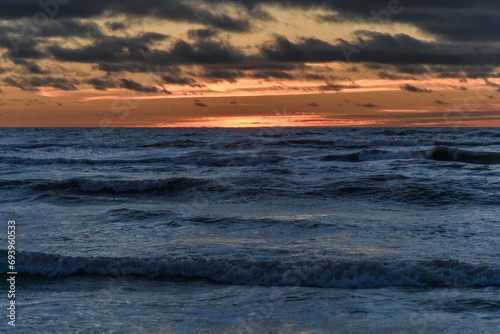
<box><xmin>5</xmin><ymin>251</ymin><xmax>499</xmax><ymax>289</ymax></box>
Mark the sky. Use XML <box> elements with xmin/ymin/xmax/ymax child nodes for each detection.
<box><xmin>1</xmin><ymin>0</ymin><xmax>500</xmax><ymax>127</ymax></box>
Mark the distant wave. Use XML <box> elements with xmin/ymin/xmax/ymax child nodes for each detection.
<box><xmin>5</xmin><ymin>251</ymin><xmax>499</xmax><ymax>288</ymax></box>
<box><xmin>0</xmin><ymin>154</ymin><xmax>285</xmax><ymax>167</ymax></box>
<box><xmin>427</xmin><ymin>147</ymin><xmax>500</xmax><ymax>164</ymax></box>
<box><xmin>319</xmin><ymin>147</ymin><xmax>500</xmax><ymax>164</ymax></box>
<box><xmin>272</xmin><ymin>138</ymin><xmax>421</xmax><ymax>148</ymax></box>
<box><xmin>31</xmin><ymin>177</ymin><xmax>225</xmax><ymax>194</ymax></box>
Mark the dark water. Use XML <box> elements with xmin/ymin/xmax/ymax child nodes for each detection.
<box><xmin>1</xmin><ymin>127</ymin><xmax>499</xmax><ymax>333</ymax></box>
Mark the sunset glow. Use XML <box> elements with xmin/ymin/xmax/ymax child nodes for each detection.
<box><xmin>1</xmin><ymin>1</ymin><xmax>500</xmax><ymax>126</ymax></box>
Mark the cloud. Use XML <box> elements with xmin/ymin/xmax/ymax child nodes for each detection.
<box><xmin>356</xmin><ymin>103</ymin><xmax>377</xmax><ymax>108</ymax></box>
<box><xmin>435</xmin><ymin>100</ymin><xmax>448</xmax><ymax>105</ymax></box>
<box><xmin>161</xmin><ymin>74</ymin><xmax>198</xmax><ymax>86</ymax></box>
<box><xmin>49</xmin><ymin>33</ymin><xmax>169</xmax><ymax>63</ymax></box>
<box><xmin>105</xmin><ymin>21</ymin><xmax>126</xmax><ymax>31</ymax></box>
<box><xmin>247</xmin><ymin>0</ymin><xmax>500</xmax><ymax>42</ymax></box>
<box><xmin>377</xmin><ymin>71</ymin><xmax>415</xmax><ymax>80</ymax></box>
<box><xmin>305</xmin><ymin>102</ymin><xmax>320</xmax><ymax>107</ymax></box>
<box><xmin>85</xmin><ymin>78</ymin><xmax>117</xmax><ymax>91</ymax></box>
<box><xmin>262</xmin><ymin>32</ymin><xmax>500</xmax><ymax>69</ymax></box>
<box><xmin>11</xmin><ymin>59</ymin><xmax>45</xmax><ymax>74</ymax></box>
<box><xmin>3</xmin><ymin>76</ymin><xmax>77</xmax><ymax>91</ymax></box>
<box><xmin>319</xmin><ymin>81</ymin><xmax>359</xmax><ymax>91</ymax></box>
<box><xmin>0</xmin><ymin>0</ymin><xmax>253</xmax><ymax>32</ymax></box>
<box><xmin>188</xmin><ymin>28</ymin><xmax>218</xmax><ymax>40</ymax></box>
<box><xmin>203</xmin><ymin>70</ymin><xmax>243</xmax><ymax>83</ymax></box>
<box><xmin>119</xmin><ymin>79</ymin><xmax>158</xmax><ymax>93</ymax></box>
<box><xmin>49</xmin><ymin>37</ymin><xmax>245</xmax><ymax>72</ymax></box>
<box><xmin>400</xmin><ymin>84</ymin><xmax>433</xmax><ymax>93</ymax></box>
<box><xmin>194</xmin><ymin>99</ymin><xmax>208</xmax><ymax>107</ymax></box>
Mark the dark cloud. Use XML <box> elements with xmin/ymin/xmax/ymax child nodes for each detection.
<box><xmin>247</xmin><ymin>0</ymin><xmax>500</xmax><ymax>42</ymax></box>
<box><xmin>57</xmin><ymin>38</ymin><xmax>244</xmax><ymax>69</ymax></box>
<box><xmin>306</xmin><ymin>74</ymin><xmax>326</xmax><ymax>80</ymax></box>
<box><xmin>450</xmin><ymin>86</ymin><xmax>468</xmax><ymax>91</ymax></box>
<box><xmin>356</xmin><ymin>103</ymin><xmax>377</xmax><ymax>108</ymax></box>
<box><xmin>119</xmin><ymin>79</ymin><xmax>158</xmax><ymax>93</ymax></box>
<box><xmin>188</xmin><ymin>28</ymin><xmax>218</xmax><ymax>40</ymax></box>
<box><xmin>435</xmin><ymin>100</ymin><xmax>448</xmax><ymax>105</ymax></box>
<box><xmin>319</xmin><ymin>81</ymin><xmax>359</xmax><ymax>91</ymax></box>
<box><xmin>3</xmin><ymin>75</ymin><xmax>77</xmax><ymax>91</ymax></box>
<box><xmin>0</xmin><ymin>0</ymin><xmax>253</xmax><ymax>32</ymax></box>
<box><xmin>400</xmin><ymin>84</ymin><xmax>433</xmax><ymax>93</ymax></box>
<box><xmin>194</xmin><ymin>99</ymin><xmax>208</xmax><ymax>107</ymax></box>
<box><xmin>203</xmin><ymin>70</ymin><xmax>243</xmax><ymax>83</ymax></box>
<box><xmin>85</xmin><ymin>78</ymin><xmax>117</xmax><ymax>91</ymax></box>
<box><xmin>12</xmin><ymin>59</ymin><xmax>45</xmax><ymax>74</ymax></box>
<box><xmin>105</xmin><ymin>21</ymin><xmax>126</xmax><ymax>31</ymax></box>
<box><xmin>49</xmin><ymin>33</ymin><xmax>169</xmax><ymax>63</ymax></box>
<box><xmin>35</xmin><ymin>19</ymin><xmax>103</xmax><ymax>39</ymax></box>
<box><xmin>377</xmin><ymin>71</ymin><xmax>415</xmax><ymax>80</ymax></box>
<box><xmin>161</xmin><ymin>74</ymin><xmax>197</xmax><ymax>86</ymax></box>
<box><xmin>305</xmin><ymin>102</ymin><xmax>320</xmax><ymax>107</ymax></box>
<box><xmin>262</xmin><ymin>32</ymin><xmax>500</xmax><ymax>68</ymax></box>
<box><xmin>167</xmin><ymin>40</ymin><xmax>244</xmax><ymax>64</ymax></box>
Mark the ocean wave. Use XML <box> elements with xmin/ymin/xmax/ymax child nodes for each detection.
<box><xmin>320</xmin><ymin>149</ymin><xmax>420</xmax><ymax>162</ymax></box>
<box><xmin>427</xmin><ymin>147</ymin><xmax>500</xmax><ymax>164</ymax></box>
<box><xmin>31</xmin><ymin>177</ymin><xmax>225</xmax><ymax>194</ymax></box>
<box><xmin>0</xmin><ymin>154</ymin><xmax>285</xmax><ymax>167</ymax></box>
<box><xmin>271</xmin><ymin>138</ymin><xmax>421</xmax><ymax>148</ymax></box>
<box><xmin>0</xmin><ymin>156</ymin><xmax>172</xmax><ymax>166</ymax></box>
<box><xmin>4</xmin><ymin>251</ymin><xmax>499</xmax><ymax>288</ymax></box>
<box><xmin>319</xmin><ymin>147</ymin><xmax>500</xmax><ymax>164</ymax></box>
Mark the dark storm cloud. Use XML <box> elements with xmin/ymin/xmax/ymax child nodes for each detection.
<box><xmin>187</xmin><ymin>28</ymin><xmax>218</xmax><ymax>40</ymax></box>
<box><xmin>203</xmin><ymin>70</ymin><xmax>243</xmax><ymax>83</ymax></box>
<box><xmin>194</xmin><ymin>99</ymin><xmax>208</xmax><ymax>107</ymax></box>
<box><xmin>3</xmin><ymin>75</ymin><xmax>77</xmax><ymax>91</ymax></box>
<box><xmin>319</xmin><ymin>81</ymin><xmax>359</xmax><ymax>91</ymax></box>
<box><xmin>400</xmin><ymin>84</ymin><xmax>433</xmax><ymax>93</ymax></box>
<box><xmin>0</xmin><ymin>0</ymin><xmax>252</xmax><ymax>32</ymax></box>
<box><xmin>25</xmin><ymin>19</ymin><xmax>103</xmax><ymax>39</ymax></box>
<box><xmin>262</xmin><ymin>32</ymin><xmax>500</xmax><ymax>68</ymax></box>
<box><xmin>12</xmin><ymin>59</ymin><xmax>45</xmax><ymax>74</ymax></box>
<box><xmin>245</xmin><ymin>0</ymin><xmax>500</xmax><ymax>42</ymax></box>
<box><xmin>2</xmin><ymin>0</ymin><xmax>499</xmax><ymax>93</ymax></box>
<box><xmin>0</xmin><ymin>36</ymin><xmax>45</xmax><ymax>59</ymax></box>
<box><xmin>105</xmin><ymin>21</ymin><xmax>127</xmax><ymax>31</ymax></box>
<box><xmin>85</xmin><ymin>78</ymin><xmax>118</xmax><ymax>91</ymax></box>
<box><xmin>49</xmin><ymin>37</ymin><xmax>244</xmax><ymax>68</ymax></box>
<box><xmin>49</xmin><ymin>33</ymin><xmax>169</xmax><ymax>63</ymax></box>
<box><xmin>377</xmin><ymin>71</ymin><xmax>415</xmax><ymax>81</ymax></box>
<box><xmin>356</xmin><ymin>103</ymin><xmax>377</xmax><ymax>108</ymax></box>
<box><xmin>161</xmin><ymin>74</ymin><xmax>198</xmax><ymax>86</ymax></box>
<box><xmin>119</xmin><ymin>79</ymin><xmax>158</xmax><ymax>93</ymax></box>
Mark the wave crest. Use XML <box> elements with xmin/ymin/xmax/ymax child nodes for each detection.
<box><xmin>5</xmin><ymin>251</ymin><xmax>499</xmax><ymax>288</ymax></box>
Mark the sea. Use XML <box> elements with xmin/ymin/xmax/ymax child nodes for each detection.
<box><xmin>1</xmin><ymin>127</ymin><xmax>499</xmax><ymax>333</ymax></box>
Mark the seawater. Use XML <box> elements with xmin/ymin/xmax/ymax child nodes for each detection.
<box><xmin>1</xmin><ymin>127</ymin><xmax>499</xmax><ymax>333</ymax></box>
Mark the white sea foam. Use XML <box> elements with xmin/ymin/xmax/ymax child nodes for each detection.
<box><xmin>11</xmin><ymin>251</ymin><xmax>500</xmax><ymax>288</ymax></box>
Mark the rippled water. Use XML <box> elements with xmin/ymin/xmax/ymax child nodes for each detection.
<box><xmin>1</xmin><ymin>127</ymin><xmax>499</xmax><ymax>333</ymax></box>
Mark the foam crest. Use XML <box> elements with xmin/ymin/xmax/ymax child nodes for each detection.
<box><xmin>6</xmin><ymin>251</ymin><xmax>499</xmax><ymax>289</ymax></box>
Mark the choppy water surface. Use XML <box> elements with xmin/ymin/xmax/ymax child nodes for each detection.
<box><xmin>1</xmin><ymin>127</ymin><xmax>499</xmax><ymax>333</ymax></box>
